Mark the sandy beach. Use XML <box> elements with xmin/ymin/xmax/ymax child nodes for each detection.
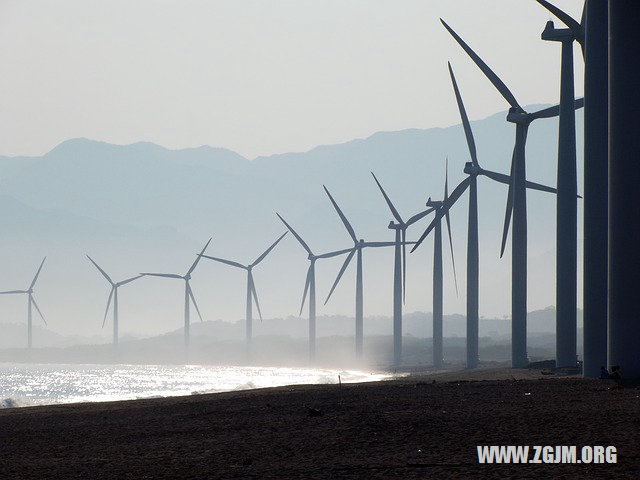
<box><xmin>1</xmin><ymin>367</ymin><xmax>638</xmax><ymax>479</ymax></box>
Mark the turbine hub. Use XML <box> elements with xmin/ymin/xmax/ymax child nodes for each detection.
<box><xmin>463</xmin><ymin>162</ymin><xmax>481</xmax><ymax>175</ymax></box>
<box><xmin>506</xmin><ymin>108</ymin><xmax>529</xmax><ymax>124</ymax></box>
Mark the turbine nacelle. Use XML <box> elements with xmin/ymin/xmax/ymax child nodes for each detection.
<box><xmin>388</xmin><ymin>221</ymin><xmax>402</xmax><ymax>230</ymax></box>
<box><xmin>541</xmin><ymin>20</ymin><xmax>574</xmax><ymax>42</ymax></box>
<box><xmin>426</xmin><ymin>197</ymin><xmax>443</xmax><ymax>209</ymax></box>
<box><xmin>463</xmin><ymin>162</ymin><xmax>482</xmax><ymax>175</ymax></box>
<box><xmin>506</xmin><ymin>107</ymin><xmax>528</xmax><ymax>124</ymax></box>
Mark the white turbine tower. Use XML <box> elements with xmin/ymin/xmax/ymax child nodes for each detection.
<box><xmin>0</xmin><ymin>257</ymin><xmax>47</xmax><ymax>348</ymax></box>
<box><xmin>86</xmin><ymin>255</ymin><xmax>143</xmax><ymax>348</ymax></box>
<box><xmin>141</xmin><ymin>238</ymin><xmax>212</xmax><ymax>349</ymax></box>
<box><xmin>199</xmin><ymin>232</ymin><xmax>288</xmax><ymax>355</ymax></box>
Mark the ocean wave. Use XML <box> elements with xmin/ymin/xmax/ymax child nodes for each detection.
<box><xmin>1</xmin><ymin>397</ymin><xmax>33</xmax><ymax>408</ymax></box>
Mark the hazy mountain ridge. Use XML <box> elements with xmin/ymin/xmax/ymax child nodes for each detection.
<box><xmin>0</xmin><ymin>106</ymin><xmax>584</xmax><ymax>339</ymax></box>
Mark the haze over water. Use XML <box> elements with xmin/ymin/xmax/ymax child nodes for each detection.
<box><xmin>0</xmin><ymin>363</ymin><xmax>392</xmax><ymax>407</ymax></box>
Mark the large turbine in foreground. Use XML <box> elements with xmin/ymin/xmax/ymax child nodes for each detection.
<box><xmin>0</xmin><ymin>258</ymin><xmax>47</xmax><ymax>348</ymax></box>
<box><xmin>537</xmin><ymin>0</ymin><xmax>585</xmax><ymax>368</ymax></box>
<box><xmin>441</xmin><ymin>19</ymin><xmax>583</xmax><ymax>367</ymax></box>
<box><xmin>413</xmin><ymin>62</ymin><xmax>559</xmax><ymax>369</ymax></box>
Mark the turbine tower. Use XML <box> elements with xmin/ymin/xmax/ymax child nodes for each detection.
<box><xmin>323</xmin><ymin>185</ymin><xmax>397</xmax><ymax>359</ymax></box>
<box><xmin>412</xmin><ymin>62</ymin><xmax>559</xmax><ymax>369</ymax></box>
<box><xmin>441</xmin><ymin>19</ymin><xmax>583</xmax><ymax>367</ymax></box>
<box><xmin>371</xmin><ymin>172</ymin><xmax>434</xmax><ymax>366</ymax></box>
<box><xmin>537</xmin><ymin>0</ymin><xmax>585</xmax><ymax>369</ymax></box>
<box><xmin>276</xmin><ymin>212</ymin><xmax>351</xmax><ymax>361</ymax></box>
<box><xmin>581</xmin><ymin>0</ymin><xmax>608</xmax><ymax>378</ymax></box>
<box><xmin>425</xmin><ymin>162</ymin><xmax>458</xmax><ymax>368</ymax></box>
<box><xmin>0</xmin><ymin>258</ymin><xmax>47</xmax><ymax>348</ymax></box>
<box><xmin>141</xmin><ymin>238</ymin><xmax>212</xmax><ymax>349</ymax></box>
<box><xmin>199</xmin><ymin>232</ymin><xmax>287</xmax><ymax>354</ymax></box>
<box><xmin>86</xmin><ymin>255</ymin><xmax>143</xmax><ymax>348</ymax></box>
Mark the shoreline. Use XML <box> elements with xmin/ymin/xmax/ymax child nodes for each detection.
<box><xmin>2</xmin><ymin>367</ymin><xmax>638</xmax><ymax>478</ymax></box>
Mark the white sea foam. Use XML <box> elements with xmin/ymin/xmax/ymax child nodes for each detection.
<box><xmin>1</xmin><ymin>396</ymin><xmax>33</xmax><ymax>408</ymax></box>
<box><xmin>0</xmin><ymin>363</ymin><xmax>391</xmax><ymax>407</ymax></box>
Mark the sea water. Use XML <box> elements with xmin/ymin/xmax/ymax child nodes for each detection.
<box><xmin>0</xmin><ymin>363</ymin><xmax>391</xmax><ymax>407</ymax></box>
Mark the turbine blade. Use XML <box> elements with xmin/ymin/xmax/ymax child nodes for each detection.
<box><xmin>199</xmin><ymin>255</ymin><xmax>246</xmax><ymax>270</ymax></box>
<box><xmin>441</xmin><ymin>19</ymin><xmax>521</xmax><ymax>110</ymax></box>
<box><xmin>102</xmin><ymin>287</ymin><xmax>114</xmax><ymax>328</ymax></box>
<box><xmin>324</xmin><ymin>249</ymin><xmax>355</xmax><ymax>305</ymax></box>
<box><xmin>299</xmin><ymin>266</ymin><xmax>312</xmax><ymax>317</ymax></box>
<box><xmin>444</xmin><ymin>157</ymin><xmax>449</xmax><ymax>200</ymax></box>
<box><xmin>276</xmin><ymin>213</ymin><xmax>313</xmax><ymax>255</ymax></box>
<box><xmin>480</xmin><ymin>168</ymin><xmax>510</xmax><ymax>186</ymax></box>
<box><xmin>187</xmin><ymin>283</ymin><xmax>203</xmax><ymax>322</ymax></box>
<box><xmin>536</xmin><ymin>0</ymin><xmax>584</xmax><ymax>44</ymax></box>
<box><xmin>525</xmin><ymin>180</ymin><xmax>557</xmax><ymax>195</ymax></box>
<box><xmin>140</xmin><ymin>273</ymin><xmax>183</xmax><ymax>279</ymax></box>
<box><xmin>529</xmin><ymin>98</ymin><xmax>584</xmax><ymax>120</ymax></box>
<box><xmin>500</xmin><ymin>173</ymin><xmax>515</xmax><ymax>259</ymax></box>
<box><xmin>86</xmin><ymin>255</ymin><xmax>114</xmax><ymax>285</ymax></box>
<box><xmin>30</xmin><ymin>296</ymin><xmax>46</xmax><ymax>325</ymax></box>
<box><xmin>0</xmin><ymin>290</ymin><xmax>27</xmax><ymax>295</ymax></box>
<box><xmin>371</xmin><ymin>172</ymin><xmax>404</xmax><ymax>224</ymax></box>
<box><xmin>187</xmin><ymin>237</ymin><xmax>213</xmax><ymax>276</ymax></box>
<box><xmin>483</xmin><ymin>168</ymin><xmax>557</xmax><ymax>195</ymax></box>
<box><xmin>410</xmin><ymin>177</ymin><xmax>471</xmax><ymax>253</ymax></box>
<box><xmin>249</xmin><ymin>274</ymin><xmax>263</xmax><ymax>322</ymax></box>
<box><xmin>29</xmin><ymin>257</ymin><xmax>46</xmax><ymax>290</ymax></box>
<box><xmin>252</xmin><ymin>231</ymin><xmax>288</xmax><ymax>267</ymax></box>
<box><xmin>316</xmin><ymin>248</ymin><xmax>353</xmax><ymax>259</ymax></box>
<box><xmin>406</xmin><ymin>207</ymin><xmax>436</xmax><ymax>227</ymax></box>
<box><xmin>448</xmin><ymin>62</ymin><xmax>479</xmax><ymax>167</ymax></box>
<box><xmin>444</xmin><ymin>196</ymin><xmax>458</xmax><ymax>297</ymax></box>
<box><xmin>362</xmin><ymin>241</ymin><xmax>396</xmax><ymax>247</ymax></box>
<box><xmin>323</xmin><ymin>186</ymin><xmax>358</xmax><ymax>243</ymax></box>
<box><xmin>117</xmin><ymin>274</ymin><xmax>144</xmax><ymax>286</ymax></box>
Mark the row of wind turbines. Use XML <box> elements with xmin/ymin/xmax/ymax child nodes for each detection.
<box><xmin>2</xmin><ymin>1</ymin><xmax>587</xmax><ymax>369</ymax></box>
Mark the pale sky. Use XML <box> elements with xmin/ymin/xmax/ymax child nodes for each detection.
<box><xmin>0</xmin><ymin>0</ymin><xmax>584</xmax><ymax>159</ymax></box>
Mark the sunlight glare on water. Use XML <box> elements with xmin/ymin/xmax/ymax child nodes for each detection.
<box><xmin>0</xmin><ymin>363</ymin><xmax>392</xmax><ymax>407</ymax></box>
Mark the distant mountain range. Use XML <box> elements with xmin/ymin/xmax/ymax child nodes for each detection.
<box><xmin>0</xmin><ymin>307</ymin><xmax>582</xmax><ymax>367</ymax></box>
<box><xmin>0</xmin><ymin>106</ymin><xmax>584</xmax><ymax>342</ymax></box>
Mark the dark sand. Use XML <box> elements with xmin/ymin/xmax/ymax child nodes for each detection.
<box><xmin>1</xmin><ymin>368</ymin><xmax>639</xmax><ymax>479</ymax></box>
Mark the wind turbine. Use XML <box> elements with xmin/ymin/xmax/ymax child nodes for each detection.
<box><xmin>199</xmin><ymin>232</ymin><xmax>288</xmax><ymax>353</ymax></box>
<box><xmin>276</xmin><ymin>212</ymin><xmax>352</xmax><ymax>361</ymax></box>
<box><xmin>322</xmin><ymin>185</ymin><xmax>397</xmax><ymax>359</ymax></box>
<box><xmin>141</xmin><ymin>238</ymin><xmax>212</xmax><ymax>349</ymax></box>
<box><xmin>441</xmin><ymin>19</ymin><xmax>583</xmax><ymax>367</ymax></box>
<box><xmin>86</xmin><ymin>255</ymin><xmax>143</xmax><ymax>348</ymax></box>
<box><xmin>412</xmin><ymin>62</ymin><xmax>560</xmax><ymax>369</ymax></box>
<box><xmin>371</xmin><ymin>172</ymin><xmax>434</xmax><ymax>366</ymax></box>
<box><xmin>424</xmin><ymin>161</ymin><xmax>458</xmax><ymax>369</ymax></box>
<box><xmin>536</xmin><ymin>0</ymin><xmax>585</xmax><ymax>369</ymax></box>
<box><xmin>0</xmin><ymin>258</ymin><xmax>47</xmax><ymax>348</ymax></box>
